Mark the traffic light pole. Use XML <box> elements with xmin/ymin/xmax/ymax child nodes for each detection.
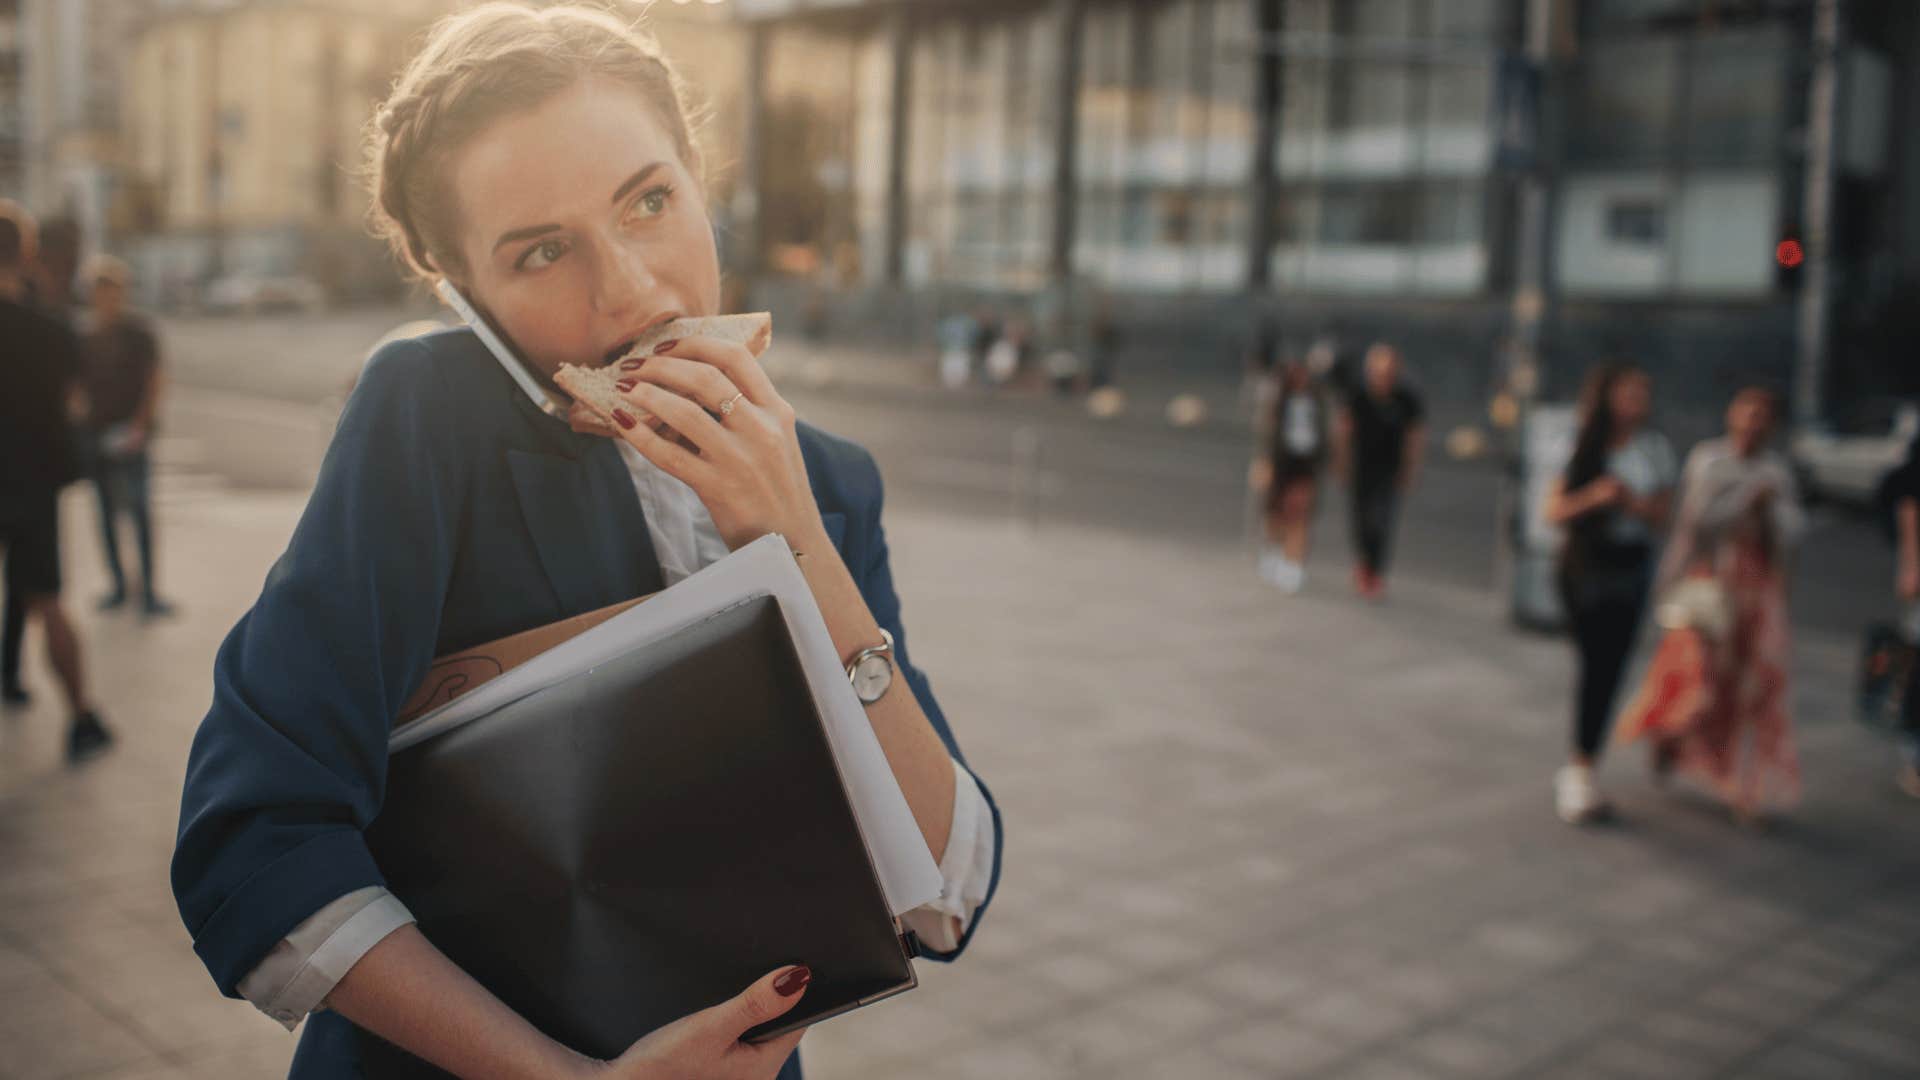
<box><xmin>1794</xmin><ymin>0</ymin><xmax>1840</xmax><ymax>428</ymax></box>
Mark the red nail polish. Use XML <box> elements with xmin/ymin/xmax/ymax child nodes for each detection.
<box><xmin>612</xmin><ymin>409</ymin><xmax>637</xmax><ymax>430</ymax></box>
<box><xmin>615</xmin><ymin>378</ymin><xmax>637</xmax><ymax>392</ymax></box>
<box><xmin>619</xmin><ymin>358</ymin><xmax>646</xmax><ymax>372</ymax></box>
<box><xmin>651</xmin><ymin>338</ymin><xmax>680</xmax><ymax>355</ymax></box>
<box><xmin>773</xmin><ymin>966</ymin><xmax>811</xmax><ymax>997</ymax></box>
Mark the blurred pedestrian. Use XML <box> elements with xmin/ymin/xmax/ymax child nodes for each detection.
<box><xmin>0</xmin><ymin>205</ymin><xmax>113</xmax><ymax>758</ymax></box>
<box><xmin>1545</xmin><ymin>364</ymin><xmax>1675</xmax><ymax>824</ymax></box>
<box><xmin>79</xmin><ymin>255</ymin><xmax>174</xmax><ymax>617</ymax></box>
<box><xmin>937</xmin><ymin>311</ymin><xmax>977</xmax><ymax>390</ymax></box>
<box><xmin>1616</xmin><ymin>386</ymin><xmax>1803</xmax><ymax>823</ymax></box>
<box><xmin>1254</xmin><ymin>360</ymin><xmax>1330</xmax><ymax>594</ymax></box>
<box><xmin>1880</xmin><ymin>431</ymin><xmax>1920</xmax><ymax>798</ymax></box>
<box><xmin>985</xmin><ymin>316</ymin><xmax>1028</xmax><ymax>387</ymax></box>
<box><xmin>2</xmin><ymin>214</ymin><xmax>80</xmax><ymax>705</ymax></box>
<box><xmin>1087</xmin><ymin>295</ymin><xmax>1119</xmax><ymax>390</ymax></box>
<box><xmin>1333</xmin><ymin>342</ymin><xmax>1426</xmax><ymax>600</ymax></box>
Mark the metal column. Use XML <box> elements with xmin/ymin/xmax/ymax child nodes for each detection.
<box><xmin>882</xmin><ymin>8</ymin><xmax>912</xmax><ymax>285</ymax></box>
<box><xmin>735</xmin><ymin>21</ymin><xmax>771</xmax><ymax>281</ymax></box>
<box><xmin>1795</xmin><ymin>0</ymin><xmax>1841</xmax><ymax>426</ymax></box>
<box><xmin>1048</xmin><ymin>0</ymin><xmax>1085</xmax><ymax>284</ymax></box>
<box><xmin>1246</xmin><ymin>0</ymin><xmax>1282</xmax><ymax>292</ymax></box>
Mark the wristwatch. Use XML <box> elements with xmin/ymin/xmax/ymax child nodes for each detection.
<box><xmin>846</xmin><ymin>628</ymin><xmax>895</xmax><ymax>705</ymax></box>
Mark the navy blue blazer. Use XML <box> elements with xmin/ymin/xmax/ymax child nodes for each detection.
<box><xmin>171</xmin><ymin>329</ymin><xmax>1002</xmax><ymax>1079</ymax></box>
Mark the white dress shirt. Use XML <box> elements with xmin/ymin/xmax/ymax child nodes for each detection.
<box><xmin>240</xmin><ymin>440</ymin><xmax>996</xmax><ymax>1029</ymax></box>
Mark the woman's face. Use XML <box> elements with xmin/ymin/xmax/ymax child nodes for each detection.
<box><xmin>1726</xmin><ymin>390</ymin><xmax>1775</xmax><ymax>451</ymax></box>
<box><xmin>1608</xmin><ymin>372</ymin><xmax>1651</xmax><ymax>429</ymax></box>
<box><xmin>449</xmin><ymin>79</ymin><xmax>719</xmax><ymax>377</ymax></box>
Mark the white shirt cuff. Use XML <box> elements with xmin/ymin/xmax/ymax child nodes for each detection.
<box><xmin>899</xmin><ymin>758</ymin><xmax>996</xmax><ymax>954</ymax></box>
<box><xmin>236</xmin><ymin>885</ymin><xmax>416</xmax><ymax>1031</ymax></box>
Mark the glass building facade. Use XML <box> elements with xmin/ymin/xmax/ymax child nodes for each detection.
<box><xmin>742</xmin><ymin>0</ymin><xmax>1548</xmax><ymax>303</ymax></box>
<box><xmin>738</xmin><ymin>0</ymin><xmax>1888</xmax><ymax>304</ymax></box>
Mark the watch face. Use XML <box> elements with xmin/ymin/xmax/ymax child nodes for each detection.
<box><xmin>853</xmin><ymin>656</ymin><xmax>893</xmax><ymax>703</ymax></box>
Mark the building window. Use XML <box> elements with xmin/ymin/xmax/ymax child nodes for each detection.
<box><xmin>1071</xmin><ymin>0</ymin><xmax>1256</xmax><ymax>292</ymax></box>
<box><xmin>1556</xmin><ymin>20</ymin><xmax>1789</xmax><ymax>297</ymax></box>
<box><xmin>904</xmin><ymin>8</ymin><xmax>1059</xmax><ymax>290</ymax></box>
<box><xmin>1270</xmin><ymin>0</ymin><xmax>1497</xmax><ymax>296</ymax></box>
<box><xmin>1605</xmin><ymin>200</ymin><xmax>1667</xmax><ymax>246</ymax></box>
<box><xmin>761</xmin><ymin>26</ymin><xmax>890</xmax><ymax>285</ymax></box>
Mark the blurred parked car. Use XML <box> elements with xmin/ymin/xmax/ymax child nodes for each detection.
<box><xmin>1790</xmin><ymin>396</ymin><xmax>1918</xmax><ymax>506</ymax></box>
<box><xmin>203</xmin><ymin>274</ymin><xmax>327</xmax><ymax>315</ymax></box>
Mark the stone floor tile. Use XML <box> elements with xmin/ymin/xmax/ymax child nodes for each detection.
<box><xmin>1400</xmin><ymin>1023</ymin><xmax>1541</xmax><ymax>1077</ymax></box>
<box><xmin>1211</xmin><ymin>1017</ymin><xmax>1351</xmax><ymax>1077</ymax></box>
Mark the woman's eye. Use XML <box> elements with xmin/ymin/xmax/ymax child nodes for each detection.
<box><xmin>630</xmin><ymin>184</ymin><xmax>675</xmax><ymax>221</ymax></box>
<box><xmin>518</xmin><ymin>238</ymin><xmax>569</xmax><ymax>271</ymax></box>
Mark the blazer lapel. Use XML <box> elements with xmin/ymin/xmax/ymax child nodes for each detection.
<box><xmin>506</xmin><ymin>442</ymin><xmax>664</xmax><ymax>615</ymax></box>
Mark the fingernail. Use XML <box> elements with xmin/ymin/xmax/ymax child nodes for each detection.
<box><xmin>651</xmin><ymin>338</ymin><xmax>680</xmax><ymax>355</ymax></box>
<box><xmin>615</xmin><ymin>378</ymin><xmax>637</xmax><ymax>392</ymax></box>
<box><xmin>612</xmin><ymin>409</ymin><xmax>637</xmax><ymax>430</ymax></box>
<box><xmin>619</xmin><ymin>358</ymin><xmax>646</xmax><ymax>372</ymax></box>
<box><xmin>774</xmin><ymin>966</ymin><xmax>811</xmax><ymax>997</ymax></box>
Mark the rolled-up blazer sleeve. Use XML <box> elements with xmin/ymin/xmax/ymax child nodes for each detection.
<box><xmin>851</xmin><ymin>454</ymin><xmax>1004</xmax><ymax>962</ymax></box>
<box><xmin>172</xmin><ymin>340</ymin><xmax>469</xmax><ymax>996</ymax></box>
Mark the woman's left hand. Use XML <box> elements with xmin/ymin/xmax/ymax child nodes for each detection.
<box><xmin>604</xmin><ymin>336</ymin><xmax>828</xmax><ymax>552</ymax></box>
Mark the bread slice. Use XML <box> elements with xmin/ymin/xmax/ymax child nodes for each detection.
<box><xmin>554</xmin><ymin>312</ymin><xmax>772</xmax><ymax>426</ymax></box>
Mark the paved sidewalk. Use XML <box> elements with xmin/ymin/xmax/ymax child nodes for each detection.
<box><xmin>1</xmin><ymin>480</ymin><xmax>1916</xmax><ymax>1079</ymax></box>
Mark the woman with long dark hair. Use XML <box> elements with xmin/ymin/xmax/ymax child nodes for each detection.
<box><xmin>1545</xmin><ymin>363</ymin><xmax>1675</xmax><ymax>824</ymax></box>
<box><xmin>1257</xmin><ymin>360</ymin><xmax>1330</xmax><ymax>593</ymax></box>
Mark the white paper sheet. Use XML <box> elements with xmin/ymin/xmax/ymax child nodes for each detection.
<box><xmin>388</xmin><ymin>534</ymin><xmax>944</xmax><ymax>917</ymax></box>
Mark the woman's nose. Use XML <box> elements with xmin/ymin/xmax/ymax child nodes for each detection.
<box><xmin>590</xmin><ymin>237</ymin><xmax>662</xmax><ymax>318</ymax></box>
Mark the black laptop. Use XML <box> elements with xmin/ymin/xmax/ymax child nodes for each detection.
<box><xmin>367</xmin><ymin>594</ymin><xmax>917</xmax><ymax>1064</ymax></box>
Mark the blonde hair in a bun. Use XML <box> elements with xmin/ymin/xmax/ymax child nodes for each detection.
<box><xmin>364</xmin><ymin>2</ymin><xmax>703</xmax><ymax>283</ymax></box>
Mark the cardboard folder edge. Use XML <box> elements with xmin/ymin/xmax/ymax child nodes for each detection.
<box><xmin>393</xmin><ymin>594</ymin><xmax>654</xmax><ymax>726</ymax></box>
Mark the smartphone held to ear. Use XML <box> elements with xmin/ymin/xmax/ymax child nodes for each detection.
<box><xmin>434</xmin><ymin>280</ymin><xmax>574</xmax><ymax>419</ymax></box>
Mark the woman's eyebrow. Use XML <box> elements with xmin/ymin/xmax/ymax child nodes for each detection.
<box><xmin>490</xmin><ymin>164</ymin><xmax>668</xmax><ymax>254</ymax></box>
<box><xmin>492</xmin><ymin>224</ymin><xmax>560</xmax><ymax>254</ymax></box>
<box><xmin>609</xmin><ymin>162</ymin><xmax>666</xmax><ymax>206</ymax></box>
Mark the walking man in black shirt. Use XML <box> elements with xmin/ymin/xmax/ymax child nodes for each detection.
<box><xmin>0</xmin><ymin>206</ymin><xmax>113</xmax><ymax>759</ymax></box>
<box><xmin>80</xmin><ymin>256</ymin><xmax>173</xmax><ymax>616</ymax></box>
<box><xmin>1333</xmin><ymin>342</ymin><xmax>1427</xmax><ymax>600</ymax></box>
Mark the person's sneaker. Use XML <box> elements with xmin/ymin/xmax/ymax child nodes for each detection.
<box><xmin>97</xmin><ymin>590</ymin><xmax>128</xmax><ymax>612</ymax></box>
<box><xmin>2</xmin><ymin>683</ymin><xmax>29</xmax><ymax>707</ymax></box>
<box><xmin>66</xmin><ymin>711</ymin><xmax>115</xmax><ymax>763</ymax></box>
<box><xmin>1555</xmin><ymin>765</ymin><xmax>1609</xmax><ymax>824</ymax></box>
<box><xmin>1277</xmin><ymin>558</ymin><xmax>1305</xmax><ymax>595</ymax></box>
<box><xmin>141</xmin><ymin>596</ymin><xmax>177</xmax><ymax>619</ymax></box>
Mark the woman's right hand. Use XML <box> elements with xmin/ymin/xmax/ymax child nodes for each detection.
<box><xmin>584</xmin><ymin>966</ymin><xmax>812</xmax><ymax>1080</ymax></box>
<box><xmin>1584</xmin><ymin>476</ymin><xmax>1626</xmax><ymax>510</ymax></box>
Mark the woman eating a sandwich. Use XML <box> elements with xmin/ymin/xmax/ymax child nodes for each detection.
<box><xmin>170</xmin><ymin>5</ymin><xmax>1001</xmax><ymax>1078</ymax></box>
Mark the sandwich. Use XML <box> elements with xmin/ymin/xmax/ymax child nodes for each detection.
<box><xmin>554</xmin><ymin>313</ymin><xmax>772</xmax><ymax>431</ymax></box>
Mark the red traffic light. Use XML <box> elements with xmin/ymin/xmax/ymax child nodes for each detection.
<box><xmin>1776</xmin><ymin>238</ymin><xmax>1804</xmax><ymax>269</ymax></box>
